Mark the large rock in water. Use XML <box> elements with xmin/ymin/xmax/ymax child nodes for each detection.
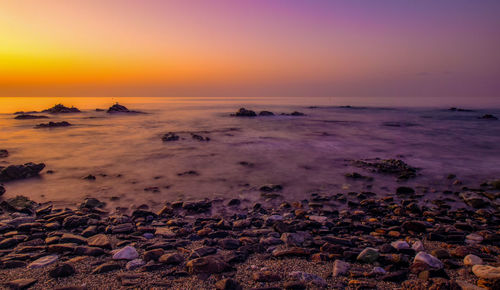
<box><xmin>0</xmin><ymin>163</ymin><xmax>45</xmax><ymax>182</ymax></box>
<box><xmin>35</xmin><ymin>121</ymin><xmax>72</xmax><ymax>128</ymax></box>
<box><xmin>0</xmin><ymin>149</ymin><xmax>8</xmax><ymax>158</ymax></box>
<box><xmin>232</xmin><ymin>108</ymin><xmax>256</xmax><ymax>117</ymax></box>
<box><xmin>107</xmin><ymin>103</ymin><xmax>142</xmax><ymax>113</ymax></box>
<box><xmin>42</xmin><ymin>104</ymin><xmax>80</xmax><ymax>113</ymax></box>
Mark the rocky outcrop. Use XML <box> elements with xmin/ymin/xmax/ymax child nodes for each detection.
<box><xmin>42</xmin><ymin>104</ymin><xmax>81</xmax><ymax>114</ymax></box>
<box><xmin>0</xmin><ymin>163</ymin><xmax>45</xmax><ymax>182</ymax></box>
<box><xmin>35</xmin><ymin>121</ymin><xmax>72</xmax><ymax>128</ymax></box>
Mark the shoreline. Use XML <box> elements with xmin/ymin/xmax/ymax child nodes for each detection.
<box><xmin>0</xmin><ymin>183</ymin><xmax>498</xmax><ymax>289</ymax></box>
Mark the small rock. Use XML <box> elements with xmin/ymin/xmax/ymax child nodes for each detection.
<box><xmin>253</xmin><ymin>271</ymin><xmax>281</xmax><ymax>282</ymax></box>
<box><xmin>464</xmin><ymin>254</ymin><xmax>483</xmax><ymax>266</ymax></box>
<box><xmin>332</xmin><ymin>260</ymin><xmax>350</xmax><ymax>277</ymax></box>
<box><xmin>288</xmin><ymin>271</ymin><xmax>326</xmax><ymax>287</ymax></box>
<box><xmin>233</xmin><ymin>108</ymin><xmax>256</xmax><ymax>117</ymax></box>
<box><xmin>27</xmin><ymin>255</ymin><xmax>59</xmax><ymax>269</ymax></box>
<box><xmin>186</xmin><ymin>256</ymin><xmax>232</xmax><ymax>274</ymax></box>
<box><xmin>126</xmin><ymin>259</ymin><xmax>145</xmax><ymax>270</ymax></box>
<box><xmin>215</xmin><ymin>278</ymin><xmax>243</xmax><ymax>290</ymax></box>
<box><xmin>357</xmin><ymin>248</ymin><xmax>379</xmax><ymax>263</ymax></box>
<box><xmin>391</xmin><ymin>240</ymin><xmax>410</xmax><ymax>250</ymax></box>
<box><xmin>6</xmin><ymin>278</ymin><xmax>37</xmax><ymax>289</ymax></box>
<box><xmin>91</xmin><ymin>262</ymin><xmax>121</xmax><ymax>274</ymax></box>
<box><xmin>159</xmin><ymin>253</ymin><xmax>184</xmax><ymax>265</ymax></box>
<box><xmin>49</xmin><ymin>263</ymin><xmax>75</xmax><ymax>278</ymax></box>
<box><xmin>87</xmin><ymin>234</ymin><xmax>111</xmax><ymax>249</ymax></box>
<box><xmin>472</xmin><ymin>264</ymin><xmax>500</xmax><ymax>279</ymax></box>
<box><xmin>113</xmin><ymin>246</ymin><xmax>139</xmax><ymax>260</ymax></box>
<box><xmin>414</xmin><ymin>252</ymin><xmax>443</xmax><ymax>269</ymax></box>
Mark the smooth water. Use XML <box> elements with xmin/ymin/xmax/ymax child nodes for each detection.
<box><xmin>1</xmin><ymin>97</ymin><xmax>500</xmax><ymax>210</ymax></box>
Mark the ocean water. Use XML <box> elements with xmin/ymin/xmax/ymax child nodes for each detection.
<box><xmin>1</xmin><ymin>97</ymin><xmax>500</xmax><ymax>210</ymax></box>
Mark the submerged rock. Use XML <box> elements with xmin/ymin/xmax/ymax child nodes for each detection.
<box><xmin>0</xmin><ymin>163</ymin><xmax>45</xmax><ymax>182</ymax></box>
<box><xmin>14</xmin><ymin>114</ymin><xmax>49</xmax><ymax>120</ymax></box>
<box><xmin>35</xmin><ymin>121</ymin><xmax>72</xmax><ymax>128</ymax></box>
<box><xmin>0</xmin><ymin>149</ymin><xmax>8</xmax><ymax>158</ymax></box>
<box><xmin>354</xmin><ymin>158</ymin><xmax>417</xmax><ymax>180</ymax></box>
<box><xmin>42</xmin><ymin>104</ymin><xmax>80</xmax><ymax>114</ymax></box>
<box><xmin>479</xmin><ymin>114</ymin><xmax>498</xmax><ymax>120</ymax></box>
<box><xmin>162</xmin><ymin>132</ymin><xmax>179</xmax><ymax>142</ymax></box>
<box><xmin>232</xmin><ymin>108</ymin><xmax>257</xmax><ymax>117</ymax></box>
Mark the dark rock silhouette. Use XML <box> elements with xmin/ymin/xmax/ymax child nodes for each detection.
<box><xmin>35</xmin><ymin>121</ymin><xmax>72</xmax><ymax>128</ymax></box>
<box><xmin>42</xmin><ymin>104</ymin><xmax>81</xmax><ymax>114</ymax></box>
<box><xmin>232</xmin><ymin>108</ymin><xmax>257</xmax><ymax>117</ymax></box>
<box><xmin>14</xmin><ymin>114</ymin><xmax>49</xmax><ymax>120</ymax></box>
<box><xmin>0</xmin><ymin>150</ymin><xmax>8</xmax><ymax>158</ymax></box>
<box><xmin>0</xmin><ymin>163</ymin><xmax>45</xmax><ymax>182</ymax></box>
<box><xmin>479</xmin><ymin>114</ymin><xmax>498</xmax><ymax>120</ymax></box>
<box><xmin>107</xmin><ymin>103</ymin><xmax>143</xmax><ymax>114</ymax></box>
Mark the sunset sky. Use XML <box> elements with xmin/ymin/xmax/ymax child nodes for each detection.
<box><xmin>1</xmin><ymin>0</ymin><xmax>499</xmax><ymax>98</ymax></box>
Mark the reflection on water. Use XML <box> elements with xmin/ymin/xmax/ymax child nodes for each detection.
<box><xmin>1</xmin><ymin>97</ymin><xmax>500</xmax><ymax>210</ymax></box>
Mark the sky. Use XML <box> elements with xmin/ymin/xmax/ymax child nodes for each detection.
<box><xmin>0</xmin><ymin>0</ymin><xmax>499</xmax><ymax>99</ymax></box>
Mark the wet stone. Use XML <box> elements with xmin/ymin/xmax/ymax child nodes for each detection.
<box><xmin>49</xmin><ymin>263</ymin><xmax>75</xmax><ymax>278</ymax></box>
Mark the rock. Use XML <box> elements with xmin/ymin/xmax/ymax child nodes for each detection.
<box><xmin>80</xmin><ymin>197</ymin><xmax>106</xmax><ymax>209</ymax></box>
<box><xmin>162</xmin><ymin>132</ymin><xmax>179</xmax><ymax>142</ymax></box>
<box><xmin>396</xmin><ymin>186</ymin><xmax>415</xmax><ymax>195</ymax></box>
<box><xmin>5</xmin><ymin>278</ymin><xmax>37</xmax><ymax>289</ymax></box>
<box><xmin>88</xmin><ymin>234</ymin><xmax>111</xmax><ymax>249</ymax></box>
<box><xmin>402</xmin><ymin>221</ymin><xmax>427</xmax><ymax>232</ymax></box>
<box><xmin>281</xmin><ymin>232</ymin><xmax>309</xmax><ymax>246</ymax></box>
<box><xmin>0</xmin><ymin>149</ymin><xmax>8</xmax><ymax>158</ymax></box>
<box><xmin>253</xmin><ymin>271</ymin><xmax>281</xmax><ymax>282</ymax></box>
<box><xmin>272</xmin><ymin>247</ymin><xmax>311</xmax><ymax>257</ymax></box>
<box><xmin>159</xmin><ymin>253</ymin><xmax>184</xmax><ymax>265</ymax></box>
<box><xmin>155</xmin><ymin>227</ymin><xmax>176</xmax><ymax>238</ymax></box>
<box><xmin>464</xmin><ymin>254</ymin><xmax>483</xmax><ymax>266</ymax></box>
<box><xmin>472</xmin><ymin>265</ymin><xmax>500</xmax><ymax>279</ymax></box>
<box><xmin>219</xmin><ymin>238</ymin><xmax>241</xmax><ymax>250</ymax></box>
<box><xmin>74</xmin><ymin>246</ymin><xmax>106</xmax><ymax>256</ymax></box>
<box><xmin>60</xmin><ymin>233</ymin><xmax>87</xmax><ymax>244</ymax></box>
<box><xmin>14</xmin><ymin>114</ymin><xmax>49</xmax><ymax>119</ymax></box>
<box><xmin>414</xmin><ymin>252</ymin><xmax>443</xmax><ymax>269</ymax></box>
<box><xmin>126</xmin><ymin>259</ymin><xmax>145</xmax><ymax>270</ymax></box>
<box><xmin>479</xmin><ymin>114</ymin><xmax>498</xmax><ymax>120</ymax></box>
<box><xmin>27</xmin><ymin>254</ymin><xmax>59</xmax><ymax>269</ymax></box>
<box><xmin>308</xmin><ymin>216</ymin><xmax>327</xmax><ymax>223</ymax></box>
<box><xmin>460</xmin><ymin>192</ymin><xmax>491</xmax><ymax>208</ymax></box>
<box><xmin>465</xmin><ymin>233</ymin><xmax>484</xmax><ymax>244</ymax></box>
<box><xmin>185</xmin><ymin>256</ymin><xmax>232</xmax><ymax>274</ymax></box>
<box><xmin>35</xmin><ymin>121</ymin><xmax>72</xmax><ymax>128</ymax></box>
<box><xmin>290</xmin><ymin>111</ymin><xmax>305</xmax><ymax>116</ymax></box>
<box><xmin>382</xmin><ymin>270</ymin><xmax>408</xmax><ymax>282</ymax></box>
<box><xmin>332</xmin><ymin>260</ymin><xmax>350</xmax><ymax>277</ymax></box>
<box><xmin>391</xmin><ymin>240</ymin><xmax>410</xmax><ymax>250</ymax></box>
<box><xmin>259</xmin><ymin>111</ymin><xmax>274</xmax><ymax>116</ymax></box>
<box><xmin>215</xmin><ymin>278</ymin><xmax>242</xmax><ymax>290</ymax></box>
<box><xmin>113</xmin><ymin>246</ymin><xmax>139</xmax><ymax>260</ymax></box>
<box><xmin>354</xmin><ymin>158</ymin><xmax>417</xmax><ymax>179</ymax></box>
<box><xmin>48</xmin><ymin>243</ymin><xmax>77</xmax><ymax>253</ymax></box>
<box><xmin>49</xmin><ymin>263</ymin><xmax>75</xmax><ymax>278</ymax></box>
<box><xmin>412</xmin><ymin>240</ymin><xmax>425</xmax><ymax>251</ymax></box>
<box><xmin>107</xmin><ymin>223</ymin><xmax>134</xmax><ymax>234</ymax></box>
<box><xmin>107</xmin><ymin>103</ymin><xmax>141</xmax><ymax>113</ymax></box>
<box><xmin>259</xmin><ymin>184</ymin><xmax>283</xmax><ymax>192</ymax></box>
<box><xmin>232</xmin><ymin>108</ymin><xmax>256</xmax><ymax>117</ymax></box>
<box><xmin>91</xmin><ymin>262</ymin><xmax>121</xmax><ymax>274</ymax></box>
<box><xmin>288</xmin><ymin>271</ymin><xmax>326</xmax><ymax>287</ymax></box>
<box><xmin>191</xmin><ymin>133</ymin><xmax>210</xmax><ymax>142</ymax></box>
<box><xmin>43</xmin><ymin>104</ymin><xmax>80</xmax><ymax>113</ymax></box>
<box><xmin>0</xmin><ymin>185</ymin><xmax>4</xmax><ymax>196</ymax></box>
<box><xmin>62</xmin><ymin>215</ymin><xmax>89</xmax><ymax>229</ymax></box>
<box><xmin>0</xmin><ymin>163</ymin><xmax>45</xmax><ymax>182</ymax></box>
<box><xmin>143</xmin><ymin>249</ymin><xmax>165</xmax><ymax>261</ymax></box>
<box><xmin>357</xmin><ymin>247</ymin><xmax>379</xmax><ymax>263</ymax></box>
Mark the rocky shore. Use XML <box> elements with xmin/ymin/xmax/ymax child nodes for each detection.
<box><xmin>0</xmin><ymin>180</ymin><xmax>498</xmax><ymax>289</ymax></box>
